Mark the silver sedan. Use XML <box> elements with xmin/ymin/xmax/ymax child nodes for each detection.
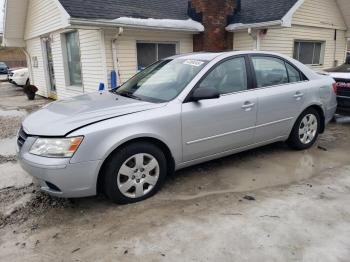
<box><xmin>17</xmin><ymin>51</ymin><xmax>337</xmax><ymax>204</ymax></box>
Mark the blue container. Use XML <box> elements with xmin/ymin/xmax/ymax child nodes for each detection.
<box><xmin>99</xmin><ymin>83</ymin><xmax>105</xmax><ymax>92</ymax></box>
<box><xmin>111</xmin><ymin>70</ymin><xmax>117</xmax><ymax>89</ymax></box>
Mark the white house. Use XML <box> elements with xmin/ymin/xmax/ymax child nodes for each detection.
<box><xmin>3</xmin><ymin>0</ymin><xmax>202</xmax><ymax>99</ymax></box>
<box><xmin>229</xmin><ymin>0</ymin><xmax>350</xmax><ymax>70</ymax></box>
<box><xmin>3</xmin><ymin>0</ymin><xmax>349</xmax><ymax>100</ymax></box>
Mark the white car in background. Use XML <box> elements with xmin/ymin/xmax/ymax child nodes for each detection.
<box><xmin>9</xmin><ymin>68</ymin><xmax>29</xmax><ymax>86</ymax></box>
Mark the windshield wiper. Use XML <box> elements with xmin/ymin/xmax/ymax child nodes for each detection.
<box><xmin>117</xmin><ymin>91</ymin><xmax>143</xmax><ymax>101</ymax></box>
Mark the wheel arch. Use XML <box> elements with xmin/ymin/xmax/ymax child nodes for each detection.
<box><xmin>307</xmin><ymin>104</ymin><xmax>325</xmax><ymax>133</ymax></box>
<box><xmin>293</xmin><ymin>104</ymin><xmax>326</xmax><ymax>134</ymax></box>
<box><xmin>96</xmin><ymin>136</ymin><xmax>176</xmax><ymax>194</ymax></box>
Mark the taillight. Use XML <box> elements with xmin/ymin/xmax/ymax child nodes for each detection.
<box><xmin>332</xmin><ymin>83</ymin><xmax>337</xmax><ymax>93</ymax></box>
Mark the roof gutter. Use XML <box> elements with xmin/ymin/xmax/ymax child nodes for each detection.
<box><xmin>226</xmin><ymin>20</ymin><xmax>282</xmax><ymax>31</ymax></box>
<box><xmin>69</xmin><ymin>18</ymin><xmax>203</xmax><ymax>33</ymax></box>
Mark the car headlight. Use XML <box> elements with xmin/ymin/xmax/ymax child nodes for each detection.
<box><xmin>29</xmin><ymin>137</ymin><xmax>83</xmax><ymax>158</ymax></box>
<box><xmin>18</xmin><ymin>72</ymin><xmax>26</xmax><ymax>77</ymax></box>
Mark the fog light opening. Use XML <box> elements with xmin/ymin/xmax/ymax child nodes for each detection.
<box><xmin>45</xmin><ymin>182</ymin><xmax>61</xmax><ymax>192</ymax></box>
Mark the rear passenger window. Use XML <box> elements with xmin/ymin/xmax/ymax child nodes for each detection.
<box><xmin>199</xmin><ymin>57</ymin><xmax>247</xmax><ymax>94</ymax></box>
<box><xmin>286</xmin><ymin>63</ymin><xmax>302</xmax><ymax>83</ymax></box>
<box><xmin>252</xmin><ymin>57</ymin><xmax>289</xmax><ymax>88</ymax></box>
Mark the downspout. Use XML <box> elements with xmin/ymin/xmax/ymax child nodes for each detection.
<box><xmin>248</xmin><ymin>28</ymin><xmax>260</xmax><ymax>51</ymax></box>
<box><xmin>333</xmin><ymin>29</ymin><xmax>338</xmax><ymax>67</ymax></box>
<box><xmin>111</xmin><ymin>27</ymin><xmax>124</xmax><ymax>87</ymax></box>
<box><xmin>256</xmin><ymin>30</ymin><xmax>261</xmax><ymax>51</ymax></box>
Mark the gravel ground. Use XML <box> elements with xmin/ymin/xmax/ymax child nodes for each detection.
<box><xmin>0</xmin><ymin>81</ymin><xmax>350</xmax><ymax>261</ymax></box>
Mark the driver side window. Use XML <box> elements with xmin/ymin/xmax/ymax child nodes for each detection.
<box><xmin>199</xmin><ymin>57</ymin><xmax>248</xmax><ymax>95</ymax></box>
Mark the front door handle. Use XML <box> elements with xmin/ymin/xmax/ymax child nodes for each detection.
<box><xmin>242</xmin><ymin>101</ymin><xmax>255</xmax><ymax>111</ymax></box>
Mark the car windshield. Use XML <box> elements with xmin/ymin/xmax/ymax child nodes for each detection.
<box><xmin>113</xmin><ymin>59</ymin><xmax>208</xmax><ymax>103</ymax></box>
<box><xmin>0</xmin><ymin>62</ymin><xmax>7</xmax><ymax>68</ymax></box>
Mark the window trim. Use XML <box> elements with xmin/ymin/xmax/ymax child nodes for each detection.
<box><xmin>248</xmin><ymin>54</ymin><xmax>309</xmax><ymax>90</ymax></box>
<box><xmin>293</xmin><ymin>40</ymin><xmax>325</xmax><ymax>66</ymax></box>
<box><xmin>184</xmin><ymin>55</ymin><xmax>253</xmax><ymax>103</ymax></box>
<box><xmin>61</xmin><ymin>30</ymin><xmax>83</xmax><ymax>89</ymax></box>
<box><xmin>136</xmin><ymin>41</ymin><xmax>179</xmax><ymax>69</ymax></box>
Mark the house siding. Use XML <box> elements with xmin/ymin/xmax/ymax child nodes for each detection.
<box><xmin>233</xmin><ymin>31</ymin><xmax>255</xmax><ymax>51</ymax></box>
<box><xmin>26</xmin><ymin>28</ymin><xmax>194</xmax><ymax>99</ymax></box>
<box><xmin>78</xmin><ymin>29</ymin><xmax>106</xmax><ymax>93</ymax></box>
<box><xmin>293</xmin><ymin>0</ymin><xmax>346</xmax><ymax>30</ymax></box>
<box><xmin>3</xmin><ymin>0</ymin><xmax>28</xmax><ymax>47</ymax></box>
<box><xmin>104</xmin><ymin>29</ymin><xmax>193</xmax><ymax>86</ymax></box>
<box><xmin>24</xmin><ymin>0</ymin><xmax>67</xmax><ymax>40</ymax></box>
<box><xmin>51</xmin><ymin>29</ymin><xmax>106</xmax><ymax>99</ymax></box>
<box><xmin>232</xmin><ymin>0</ymin><xmax>348</xmax><ymax>69</ymax></box>
<box><xmin>26</xmin><ymin>38</ymin><xmax>48</xmax><ymax>97</ymax></box>
<box><xmin>259</xmin><ymin>26</ymin><xmax>347</xmax><ymax>69</ymax></box>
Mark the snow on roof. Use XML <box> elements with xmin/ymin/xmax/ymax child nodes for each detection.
<box><xmin>111</xmin><ymin>17</ymin><xmax>204</xmax><ymax>32</ymax></box>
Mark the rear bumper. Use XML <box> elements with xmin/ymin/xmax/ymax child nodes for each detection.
<box><xmin>325</xmin><ymin>104</ymin><xmax>337</xmax><ymax>124</ymax></box>
<box><xmin>336</xmin><ymin>107</ymin><xmax>350</xmax><ymax>116</ymax></box>
<box><xmin>336</xmin><ymin>95</ymin><xmax>350</xmax><ymax>116</ymax></box>
<box><xmin>18</xmin><ymin>151</ymin><xmax>101</xmax><ymax>198</ymax></box>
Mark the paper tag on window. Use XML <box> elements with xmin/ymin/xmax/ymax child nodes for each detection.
<box><xmin>183</xmin><ymin>60</ymin><xmax>204</xmax><ymax>67</ymax></box>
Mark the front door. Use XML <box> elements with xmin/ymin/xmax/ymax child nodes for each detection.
<box><xmin>43</xmin><ymin>38</ymin><xmax>56</xmax><ymax>96</ymax></box>
<box><xmin>181</xmin><ymin>57</ymin><xmax>257</xmax><ymax>162</ymax></box>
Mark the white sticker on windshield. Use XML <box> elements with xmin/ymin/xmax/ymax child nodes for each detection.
<box><xmin>183</xmin><ymin>60</ymin><xmax>205</xmax><ymax>67</ymax></box>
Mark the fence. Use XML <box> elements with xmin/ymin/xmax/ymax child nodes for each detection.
<box><xmin>0</xmin><ymin>48</ymin><xmax>27</xmax><ymax>69</ymax></box>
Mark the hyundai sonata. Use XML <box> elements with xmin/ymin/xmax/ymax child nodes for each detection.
<box><xmin>17</xmin><ymin>51</ymin><xmax>337</xmax><ymax>204</ymax></box>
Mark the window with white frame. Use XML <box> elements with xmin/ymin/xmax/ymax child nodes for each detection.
<box><xmin>137</xmin><ymin>42</ymin><xmax>177</xmax><ymax>70</ymax></box>
<box><xmin>293</xmin><ymin>41</ymin><xmax>324</xmax><ymax>65</ymax></box>
<box><xmin>64</xmin><ymin>31</ymin><xmax>82</xmax><ymax>86</ymax></box>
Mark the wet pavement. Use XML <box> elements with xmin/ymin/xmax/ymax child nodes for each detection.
<box><xmin>0</xmin><ymin>81</ymin><xmax>350</xmax><ymax>261</ymax></box>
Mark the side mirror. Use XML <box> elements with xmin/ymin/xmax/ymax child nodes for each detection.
<box><xmin>191</xmin><ymin>87</ymin><xmax>220</xmax><ymax>102</ymax></box>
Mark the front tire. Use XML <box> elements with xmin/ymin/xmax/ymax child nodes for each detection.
<box><xmin>287</xmin><ymin>108</ymin><xmax>320</xmax><ymax>150</ymax></box>
<box><xmin>103</xmin><ymin>142</ymin><xmax>167</xmax><ymax>204</ymax></box>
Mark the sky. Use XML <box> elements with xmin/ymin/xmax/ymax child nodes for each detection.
<box><xmin>0</xmin><ymin>0</ymin><xmax>4</xmax><ymax>32</ymax></box>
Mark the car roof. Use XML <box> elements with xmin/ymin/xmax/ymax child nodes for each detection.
<box><xmin>169</xmin><ymin>51</ymin><xmax>295</xmax><ymax>61</ymax></box>
<box><xmin>168</xmin><ymin>52</ymin><xmax>224</xmax><ymax>61</ymax></box>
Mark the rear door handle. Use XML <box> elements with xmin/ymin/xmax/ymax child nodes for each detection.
<box><xmin>242</xmin><ymin>101</ymin><xmax>255</xmax><ymax>110</ymax></box>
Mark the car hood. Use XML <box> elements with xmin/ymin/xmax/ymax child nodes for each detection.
<box><xmin>22</xmin><ymin>92</ymin><xmax>166</xmax><ymax>136</ymax></box>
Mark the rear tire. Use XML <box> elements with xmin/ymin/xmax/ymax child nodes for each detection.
<box><xmin>287</xmin><ymin>108</ymin><xmax>320</xmax><ymax>150</ymax></box>
<box><xmin>103</xmin><ymin>142</ymin><xmax>167</xmax><ymax>204</ymax></box>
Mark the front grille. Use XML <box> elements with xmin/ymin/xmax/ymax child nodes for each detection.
<box><xmin>17</xmin><ymin>127</ymin><xmax>28</xmax><ymax>150</ymax></box>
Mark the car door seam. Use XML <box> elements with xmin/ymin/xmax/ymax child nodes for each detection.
<box><xmin>186</xmin><ymin>117</ymin><xmax>294</xmax><ymax>145</ymax></box>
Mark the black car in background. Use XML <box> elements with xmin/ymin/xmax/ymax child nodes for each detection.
<box><xmin>0</xmin><ymin>62</ymin><xmax>9</xmax><ymax>75</ymax></box>
<box><xmin>326</xmin><ymin>58</ymin><xmax>350</xmax><ymax>116</ymax></box>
